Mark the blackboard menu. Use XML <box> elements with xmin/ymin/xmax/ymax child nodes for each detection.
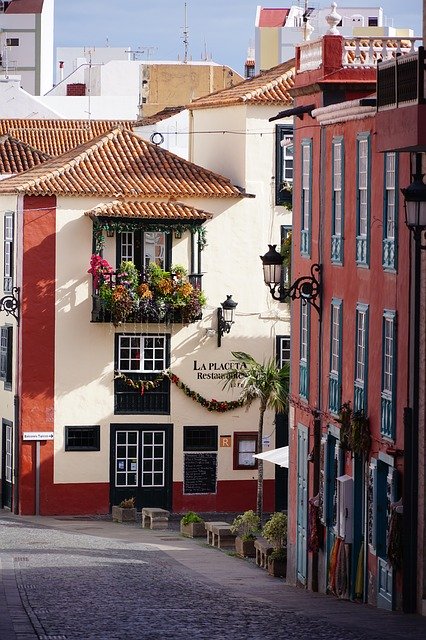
<box><xmin>184</xmin><ymin>453</ymin><xmax>217</xmax><ymax>494</ymax></box>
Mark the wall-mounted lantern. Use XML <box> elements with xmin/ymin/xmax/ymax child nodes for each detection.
<box><xmin>260</xmin><ymin>244</ymin><xmax>321</xmax><ymax>316</ymax></box>
<box><xmin>217</xmin><ymin>295</ymin><xmax>238</xmax><ymax>347</ymax></box>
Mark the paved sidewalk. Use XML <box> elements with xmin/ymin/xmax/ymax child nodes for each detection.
<box><xmin>1</xmin><ymin>511</ymin><xmax>426</xmax><ymax>639</ymax></box>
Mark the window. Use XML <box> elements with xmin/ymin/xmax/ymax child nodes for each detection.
<box><xmin>275</xmin><ymin>125</ymin><xmax>293</xmax><ymax>206</ymax></box>
<box><xmin>381</xmin><ymin>311</ymin><xmax>396</xmax><ymax>438</ymax></box>
<box><xmin>354</xmin><ymin>304</ymin><xmax>369</xmax><ymax>412</ymax></box>
<box><xmin>118</xmin><ymin>230</ymin><xmax>170</xmax><ymax>273</ymax></box>
<box><xmin>280</xmin><ymin>225</ymin><xmax>292</xmax><ymax>288</ymax></box>
<box><xmin>329</xmin><ymin>299</ymin><xmax>343</xmax><ymax>414</ymax></box>
<box><xmin>277</xmin><ymin>335</ymin><xmax>290</xmax><ymax>367</ymax></box>
<box><xmin>65</xmin><ymin>426</ymin><xmax>100</xmax><ymax>451</ymax></box>
<box><xmin>301</xmin><ymin>139</ymin><xmax>312</xmax><ymax>256</ymax></box>
<box><xmin>233</xmin><ymin>432</ymin><xmax>258</xmax><ymax>469</ymax></box>
<box><xmin>368</xmin><ymin>17</ymin><xmax>378</xmax><ymax>26</ymax></box>
<box><xmin>114</xmin><ymin>333</ymin><xmax>170</xmax><ymax>414</ymax></box>
<box><xmin>331</xmin><ymin>137</ymin><xmax>344</xmax><ymax>264</ymax></box>
<box><xmin>356</xmin><ymin>134</ymin><xmax>370</xmax><ymax>266</ymax></box>
<box><xmin>183</xmin><ymin>426</ymin><xmax>218</xmax><ymax>451</ymax></box>
<box><xmin>3</xmin><ymin>212</ymin><xmax>13</xmax><ymax>293</ymax></box>
<box><xmin>6</xmin><ymin>38</ymin><xmax>19</xmax><ymax>47</ymax></box>
<box><xmin>0</xmin><ymin>325</ymin><xmax>12</xmax><ymax>389</ymax></box>
<box><xmin>383</xmin><ymin>152</ymin><xmax>398</xmax><ymax>271</ymax></box>
<box><xmin>299</xmin><ymin>303</ymin><xmax>310</xmax><ymax>399</ymax></box>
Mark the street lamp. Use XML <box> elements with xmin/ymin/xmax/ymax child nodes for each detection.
<box><xmin>0</xmin><ymin>287</ymin><xmax>20</xmax><ymax>323</ymax></box>
<box><xmin>401</xmin><ymin>152</ymin><xmax>426</xmax><ymax>612</ymax></box>
<box><xmin>217</xmin><ymin>295</ymin><xmax>238</xmax><ymax>347</ymax></box>
<box><xmin>260</xmin><ymin>244</ymin><xmax>321</xmax><ymax>316</ymax></box>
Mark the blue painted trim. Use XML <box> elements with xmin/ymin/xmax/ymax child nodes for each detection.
<box><xmin>382</xmin><ymin>152</ymin><xmax>399</xmax><ymax>273</ymax></box>
<box><xmin>328</xmin><ymin>298</ymin><xmax>343</xmax><ymax>414</ymax></box>
<box><xmin>381</xmin><ymin>310</ymin><xmax>397</xmax><ymax>439</ymax></box>
<box><xmin>331</xmin><ymin>136</ymin><xmax>344</xmax><ymax>265</ymax></box>
<box><xmin>300</xmin><ymin>138</ymin><xmax>312</xmax><ymax>258</ymax></box>
<box><xmin>354</xmin><ymin>303</ymin><xmax>369</xmax><ymax>413</ymax></box>
<box><xmin>356</xmin><ymin>132</ymin><xmax>371</xmax><ymax>267</ymax></box>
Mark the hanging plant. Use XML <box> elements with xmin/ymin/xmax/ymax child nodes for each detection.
<box><xmin>336</xmin><ymin>401</ymin><xmax>352</xmax><ymax>451</ymax></box>
<box><xmin>350</xmin><ymin>410</ymin><xmax>371</xmax><ymax>456</ymax></box>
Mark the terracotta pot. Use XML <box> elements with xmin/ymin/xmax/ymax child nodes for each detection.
<box><xmin>235</xmin><ymin>536</ymin><xmax>256</xmax><ymax>558</ymax></box>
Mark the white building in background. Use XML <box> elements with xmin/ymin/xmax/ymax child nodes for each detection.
<box><xmin>0</xmin><ymin>0</ymin><xmax>54</xmax><ymax>95</ymax></box>
<box><xmin>255</xmin><ymin>3</ymin><xmax>416</xmax><ymax>72</ymax></box>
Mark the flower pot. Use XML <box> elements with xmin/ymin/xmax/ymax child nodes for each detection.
<box><xmin>180</xmin><ymin>522</ymin><xmax>205</xmax><ymax>538</ymax></box>
<box><xmin>267</xmin><ymin>555</ymin><xmax>287</xmax><ymax>578</ymax></box>
<box><xmin>112</xmin><ymin>506</ymin><xmax>137</xmax><ymax>523</ymax></box>
<box><xmin>235</xmin><ymin>536</ymin><xmax>256</xmax><ymax>558</ymax></box>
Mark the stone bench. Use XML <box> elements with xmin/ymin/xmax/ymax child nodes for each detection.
<box><xmin>205</xmin><ymin>521</ymin><xmax>236</xmax><ymax>549</ymax></box>
<box><xmin>254</xmin><ymin>537</ymin><xmax>273</xmax><ymax>569</ymax></box>
<box><xmin>141</xmin><ymin>507</ymin><xmax>170</xmax><ymax>530</ymax></box>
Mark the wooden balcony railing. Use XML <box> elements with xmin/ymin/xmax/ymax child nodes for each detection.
<box><xmin>377</xmin><ymin>46</ymin><xmax>425</xmax><ymax>110</ymax></box>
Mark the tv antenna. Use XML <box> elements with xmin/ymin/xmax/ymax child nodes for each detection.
<box><xmin>182</xmin><ymin>2</ymin><xmax>189</xmax><ymax>63</ymax></box>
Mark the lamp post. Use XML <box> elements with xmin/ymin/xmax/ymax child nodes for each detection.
<box><xmin>260</xmin><ymin>244</ymin><xmax>321</xmax><ymax>316</ymax></box>
<box><xmin>401</xmin><ymin>152</ymin><xmax>426</xmax><ymax>612</ymax></box>
<box><xmin>217</xmin><ymin>295</ymin><xmax>238</xmax><ymax>347</ymax></box>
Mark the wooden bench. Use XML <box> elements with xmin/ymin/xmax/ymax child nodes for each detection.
<box><xmin>254</xmin><ymin>537</ymin><xmax>273</xmax><ymax>569</ymax></box>
<box><xmin>141</xmin><ymin>507</ymin><xmax>170</xmax><ymax>530</ymax></box>
<box><xmin>205</xmin><ymin>521</ymin><xmax>229</xmax><ymax>546</ymax></box>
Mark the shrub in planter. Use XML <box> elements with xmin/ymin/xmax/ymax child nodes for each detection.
<box><xmin>180</xmin><ymin>511</ymin><xmax>205</xmax><ymax>538</ymax></box>
<box><xmin>262</xmin><ymin>512</ymin><xmax>288</xmax><ymax>577</ymax></box>
<box><xmin>231</xmin><ymin>510</ymin><xmax>260</xmax><ymax>558</ymax></box>
<box><xmin>112</xmin><ymin>497</ymin><xmax>137</xmax><ymax>523</ymax></box>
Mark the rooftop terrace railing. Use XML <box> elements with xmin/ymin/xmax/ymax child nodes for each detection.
<box><xmin>377</xmin><ymin>46</ymin><xmax>425</xmax><ymax>110</ymax></box>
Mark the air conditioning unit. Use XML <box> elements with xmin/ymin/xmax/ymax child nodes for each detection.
<box><xmin>336</xmin><ymin>474</ymin><xmax>353</xmax><ymax>543</ymax></box>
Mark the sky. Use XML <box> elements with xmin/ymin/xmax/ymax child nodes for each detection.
<box><xmin>54</xmin><ymin>1</ymin><xmax>423</xmax><ymax>75</ymax></box>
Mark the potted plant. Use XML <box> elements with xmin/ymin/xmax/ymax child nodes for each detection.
<box><xmin>231</xmin><ymin>510</ymin><xmax>260</xmax><ymax>558</ymax></box>
<box><xmin>112</xmin><ymin>497</ymin><xmax>137</xmax><ymax>523</ymax></box>
<box><xmin>262</xmin><ymin>512</ymin><xmax>288</xmax><ymax>577</ymax></box>
<box><xmin>180</xmin><ymin>511</ymin><xmax>205</xmax><ymax>538</ymax></box>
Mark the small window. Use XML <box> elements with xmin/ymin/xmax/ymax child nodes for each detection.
<box><xmin>233</xmin><ymin>432</ymin><xmax>258</xmax><ymax>470</ymax></box>
<box><xmin>368</xmin><ymin>17</ymin><xmax>378</xmax><ymax>27</ymax></box>
<box><xmin>6</xmin><ymin>38</ymin><xmax>19</xmax><ymax>47</ymax></box>
<box><xmin>184</xmin><ymin>426</ymin><xmax>217</xmax><ymax>451</ymax></box>
<box><xmin>65</xmin><ymin>426</ymin><xmax>100</xmax><ymax>451</ymax></box>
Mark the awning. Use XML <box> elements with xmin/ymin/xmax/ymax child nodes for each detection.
<box><xmin>253</xmin><ymin>446</ymin><xmax>289</xmax><ymax>468</ymax></box>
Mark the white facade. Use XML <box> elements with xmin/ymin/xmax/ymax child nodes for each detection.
<box><xmin>0</xmin><ymin>0</ymin><xmax>54</xmax><ymax>95</ymax></box>
<box><xmin>134</xmin><ymin>110</ymin><xmax>190</xmax><ymax>159</ymax></box>
<box><xmin>0</xmin><ymin>77</ymin><xmax>61</xmax><ymax>118</ymax></box>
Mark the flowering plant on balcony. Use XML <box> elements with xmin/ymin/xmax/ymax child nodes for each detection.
<box><xmin>88</xmin><ymin>253</ymin><xmax>114</xmax><ymax>289</ymax></box>
<box><xmin>89</xmin><ymin>255</ymin><xmax>206</xmax><ymax>325</ymax></box>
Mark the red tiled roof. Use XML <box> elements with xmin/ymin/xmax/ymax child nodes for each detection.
<box><xmin>0</xmin><ymin>134</ymin><xmax>50</xmax><ymax>174</ymax></box>
<box><xmin>189</xmin><ymin>59</ymin><xmax>294</xmax><ymax>109</ymax></box>
<box><xmin>0</xmin><ymin>119</ymin><xmax>135</xmax><ymax>156</ymax></box>
<box><xmin>84</xmin><ymin>200</ymin><xmax>213</xmax><ymax>222</ymax></box>
<box><xmin>0</xmin><ymin>128</ymin><xmax>244</xmax><ymax>199</ymax></box>
<box><xmin>4</xmin><ymin>1</ymin><xmax>45</xmax><ymax>14</ymax></box>
<box><xmin>258</xmin><ymin>8</ymin><xmax>289</xmax><ymax>28</ymax></box>
<box><xmin>135</xmin><ymin>106</ymin><xmax>186</xmax><ymax>127</ymax></box>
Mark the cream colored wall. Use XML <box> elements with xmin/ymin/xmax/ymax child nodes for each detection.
<box><xmin>259</xmin><ymin>28</ymin><xmax>281</xmax><ymax>72</ymax></box>
<box><xmin>53</xmin><ymin>192</ymin><xmax>289</xmax><ymax>485</ymax></box>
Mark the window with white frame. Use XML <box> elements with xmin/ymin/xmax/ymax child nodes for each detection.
<box><xmin>354</xmin><ymin>304</ymin><xmax>369</xmax><ymax>412</ymax></box>
<box><xmin>144</xmin><ymin>232</ymin><xmax>165</xmax><ymax>270</ymax></box>
<box><xmin>118</xmin><ymin>335</ymin><xmax>167</xmax><ymax>372</ymax></box>
<box><xmin>329</xmin><ymin>299</ymin><xmax>342</xmax><ymax>414</ymax></box>
<box><xmin>299</xmin><ymin>303</ymin><xmax>309</xmax><ymax>398</ymax></box>
<box><xmin>356</xmin><ymin>134</ymin><xmax>370</xmax><ymax>266</ymax></box>
<box><xmin>277</xmin><ymin>335</ymin><xmax>290</xmax><ymax>367</ymax></box>
<box><xmin>331</xmin><ymin>137</ymin><xmax>344</xmax><ymax>264</ymax></box>
<box><xmin>383</xmin><ymin>152</ymin><xmax>398</xmax><ymax>271</ymax></box>
<box><xmin>381</xmin><ymin>311</ymin><xmax>396</xmax><ymax>438</ymax></box>
<box><xmin>120</xmin><ymin>231</ymin><xmax>134</xmax><ymax>263</ymax></box>
<box><xmin>233</xmin><ymin>432</ymin><xmax>258</xmax><ymax>469</ymax></box>
<box><xmin>3</xmin><ymin>212</ymin><xmax>13</xmax><ymax>293</ymax></box>
<box><xmin>275</xmin><ymin>125</ymin><xmax>293</xmax><ymax>206</ymax></box>
<box><xmin>119</xmin><ymin>230</ymin><xmax>168</xmax><ymax>272</ymax></box>
<box><xmin>301</xmin><ymin>139</ymin><xmax>312</xmax><ymax>256</ymax></box>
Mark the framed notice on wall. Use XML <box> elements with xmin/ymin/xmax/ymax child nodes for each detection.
<box><xmin>183</xmin><ymin>452</ymin><xmax>217</xmax><ymax>494</ymax></box>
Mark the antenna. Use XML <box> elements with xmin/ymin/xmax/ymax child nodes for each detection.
<box><xmin>182</xmin><ymin>2</ymin><xmax>189</xmax><ymax>63</ymax></box>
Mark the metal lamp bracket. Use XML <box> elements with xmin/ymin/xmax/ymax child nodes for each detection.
<box><xmin>0</xmin><ymin>287</ymin><xmax>20</xmax><ymax>324</ymax></box>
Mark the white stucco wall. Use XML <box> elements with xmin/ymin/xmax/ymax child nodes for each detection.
<box><xmin>134</xmin><ymin>110</ymin><xmax>190</xmax><ymax>159</ymax></box>
<box><xmin>53</xmin><ymin>192</ymin><xmax>289</xmax><ymax>485</ymax></box>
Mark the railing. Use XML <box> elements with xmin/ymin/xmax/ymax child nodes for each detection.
<box><xmin>353</xmin><ymin>383</ymin><xmax>365</xmax><ymax>413</ymax></box>
<box><xmin>91</xmin><ymin>270</ymin><xmax>203</xmax><ymax>324</ymax></box>
<box><xmin>377</xmin><ymin>46</ymin><xmax>425</xmax><ymax>110</ymax></box>
<box><xmin>299</xmin><ymin>361</ymin><xmax>308</xmax><ymax>399</ymax></box>
<box><xmin>115</xmin><ymin>374</ymin><xmax>170</xmax><ymax>415</ymax></box>
<box><xmin>328</xmin><ymin>374</ymin><xmax>340</xmax><ymax>415</ymax></box>
<box><xmin>343</xmin><ymin>37</ymin><xmax>421</xmax><ymax>68</ymax></box>
<box><xmin>380</xmin><ymin>394</ymin><xmax>394</xmax><ymax>439</ymax></box>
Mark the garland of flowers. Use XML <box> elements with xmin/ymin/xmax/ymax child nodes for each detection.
<box><xmin>114</xmin><ymin>370</ymin><xmax>246</xmax><ymax>412</ymax></box>
<box><xmin>93</xmin><ymin>221</ymin><xmax>207</xmax><ymax>252</ymax></box>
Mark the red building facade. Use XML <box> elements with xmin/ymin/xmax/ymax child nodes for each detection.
<box><xmin>286</xmin><ymin>35</ymin><xmax>412</xmax><ymax>610</ymax></box>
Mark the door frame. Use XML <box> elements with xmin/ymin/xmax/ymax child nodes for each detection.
<box><xmin>109</xmin><ymin>423</ymin><xmax>173</xmax><ymax>512</ymax></box>
<box><xmin>296</xmin><ymin>423</ymin><xmax>309</xmax><ymax>585</ymax></box>
<box><xmin>1</xmin><ymin>419</ymin><xmax>13</xmax><ymax>510</ymax></box>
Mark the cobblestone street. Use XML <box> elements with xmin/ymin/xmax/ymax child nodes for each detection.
<box><xmin>1</xmin><ymin>514</ymin><xmax>426</xmax><ymax>640</ymax></box>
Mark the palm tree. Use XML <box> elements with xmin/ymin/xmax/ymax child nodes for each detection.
<box><xmin>222</xmin><ymin>351</ymin><xmax>289</xmax><ymax>520</ymax></box>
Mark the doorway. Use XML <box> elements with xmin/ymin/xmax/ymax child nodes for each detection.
<box><xmin>1</xmin><ymin>420</ymin><xmax>13</xmax><ymax>509</ymax></box>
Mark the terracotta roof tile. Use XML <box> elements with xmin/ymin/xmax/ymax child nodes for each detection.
<box><xmin>0</xmin><ymin>119</ymin><xmax>135</xmax><ymax>156</ymax></box>
<box><xmin>189</xmin><ymin>59</ymin><xmax>295</xmax><ymax>109</ymax></box>
<box><xmin>0</xmin><ymin>128</ymin><xmax>243</xmax><ymax>199</ymax></box>
<box><xmin>0</xmin><ymin>134</ymin><xmax>50</xmax><ymax>174</ymax></box>
<box><xmin>84</xmin><ymin>200</ymin><xmax>213</xmax><ymax>221</ymax></box>
<box><xmin>136</xmin><ymin>106</ymin><xmax>186</xmax><ymax>126</ymax></box>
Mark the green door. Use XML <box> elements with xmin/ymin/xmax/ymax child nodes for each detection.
<box><xmin>296</xmin><ymin>424</ymin><xmax>308</xmax><ymax>584</ymax></box>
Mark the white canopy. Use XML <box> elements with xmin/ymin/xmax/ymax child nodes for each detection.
<box><xmin>253</xmin><ymin>446</ymin><xmax>289</xmax><ymax>468</ymax></box>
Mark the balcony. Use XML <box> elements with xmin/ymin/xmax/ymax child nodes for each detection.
<box><xmin>376</xmin><ymin>47</ymin><xmax>426</xmax><ymax>153</ymax></box>
<box><xmin>89</xmin><ymin>256</ymin><xmax>205</xmax><ymax>325</ymax></box>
